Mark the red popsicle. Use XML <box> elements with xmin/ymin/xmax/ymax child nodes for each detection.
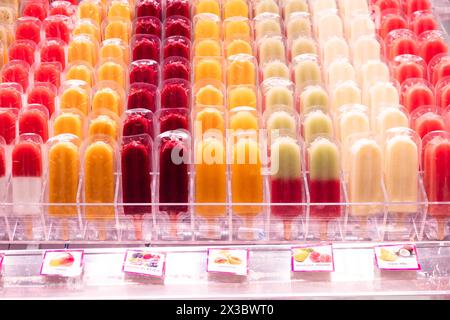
<box><xmin>15</xmin><ymin>17</ymin><xmax>41</xmax><ymax>44</ymax></box>
<box><xmin>40</xmin><ymin>38</ymin><xmax>66</xmax><ymax>69</ymax></box>
<box><xmin>9</xmin><ymin>40</ymin><xmax>36</xmax><ymax>66</ymax></box>
<box><xmin>129</xmin><ymin>59</ymin><xmax>160</xmax><ymax>86</ymax></box>
<box><xmin>375</xmin><ymin>0</ymin><xmax>401</xmax><ymax>13</ymax></box>
<box><xmin>133</xmin><ymin>16</ymin><xmax>162</xmax><ymax>38</ymax></box>
<box><xmin>136</xmin><ymin>0</ymin><xmax>162</xmax><ymax>20</ymax></box>
<box><xmin>0</xmin><ymin>84</ymin><xmax>23</xmax><ymax>110</ymax></box>
<box><xmin>49</xmin><ymin>1</ymin><xmax>75</xmax><ymax>16</ymax></box>
<box><xmin>164</xmin><ymin>16</ymin><xmax>191</xmax><ymax>40</ymax></box>
<box><xmin>43</xmin><ymin>15</ymin><xmax>71</xmax><ymax>44</ymax></box>
<box><xmin>33</xmin><ymin>62</ymin><xmax>62</xmax><ymax>88</ymax></box>
<box><xmin>22</xmin><ymin>0</ymin><xmax>49</xmax><ymax>21</ymax></box>
<box><xmin>123</xmin><ymin>110</ymin><xmax>154</xmax><ymax>139</ymax></box>
<box><xmin>419</xmin><ymin>30</ymin><xmax>449</xmax><ymax>64</ymax></box>
<box><xmin>131</xmin><ymin>35</ymin><xmax>161</xmax><ymax>62</ymax></box>
<box><xmin>27</xmin><ymin>83</ymin><xmax>57</xmax><ymax>116</ymax></box>
<box><xmin>379</xmin><ymin>10</ymin><xmax>407</xmax><ymax>39</ymax></box>
<box><xmin>158</xmin><ymin>109</ymin><xmax>189</xmax><ymax>133</ymax></box>
<box><xmin>127</xmin><ymin>83</ymin><xmax>158</xmax><ymax>111</ymax></box>
<box><xmin>391</xmin><ymin>54</ymin><xmax>426</xmax><ymax>85</ymax></box>
<box><xmin>162</xmin><ymin>56</ymin><xmax>190</xmax><ymax>81</ymax></box>
<box><xmin>385</xmin><ymin>29</ymin><xmax>418</xmax><ymax>60</ymax></box>
<box><xmin>429</xmin><ymin>54</ymin><xmax>450</xmax><ymax>86</ymax></box>
<box><xmin>403</xmin><ymin>0</ymin><xmax>431</xmax><ymax>17</ymax></box>
<box><xmin>436</xmin><ymin>78</ymin><xmax>450</xmax><ymax>109</ymax></box>
<box><xmin>409</xmin><ymin>10</ymin><xmax>438</xmax><ymax>36</ymax></box>
<box><xmin>411</xmin><ymin>107</ymin><xmax>445</xmax><ymax>139</ymax></box>
<box><xmin>163</xmin><ymin>36</ymin><xmax>190</xmax><ymax>60</ymax></box>
<box><xmin>1</xmin><ymin>61</ymin><xmax>30</xmax><ymax>91</ymax></box>
<box><xmin>0</xmin><ymin>109</ymin><xmax>18</xmax><ymax>145</ymax></box>
<box><xmin>166</xmin><ymin>0</ymin><xmax>190</xmax><ymax>19</ymax></box>
<box><xmin>400</xmin><ymin>78</ymin><xmax>434</xmax><ymax>113</ymax></box>
<box><xmin>19</xmin><ymin>104</ymin><xmax>49</xmax><ymax>141</ymax></box>
<box><xmin>160</xmin><ymin>79</ymin><xmax>190</xmax><ymax>109</ymax></box>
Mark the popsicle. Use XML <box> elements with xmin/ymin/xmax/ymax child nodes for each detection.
<box><xmin>231</xmin><ymin>136</ymin><xmax>263</xmax><ymax>236</ymax></box>
<box><xmin>270</xmin><ymin>136</ymin><xmax>302</xmax><ymax>240</ymax></box>
<box><xmin>136</xmin><ymin>0</ymin><xmax>162</xmax><ymax>20</ymax></box>
<box><xmin>331</xmin><ymin>81</ymin><xmax>362</xmax><ymax>112</ymax></box>
<box><xmin>224</xmin><ymin>0</ymin><xmax>249</xmax><ymax>19</ymax></box>
<box><xmin>378</xmin><ymin>11</ymin><xmax>407</xmax><ymax>39</ymax></box>
<box><xmin>166</xmin><ymin>0</ymin><xmax>190</xmax><ymax>18</ymax></box>
<box><xmin>195</xmin><ymin>107</ymin><xmax>225</xmax><ymax>136</ymax></box>
<box><xmin>1</xmin><ymin>60</ymin><xmax>30</xmax><ymax>91</ymax></box>
<box><xmin>0</xmin><ymin>3</ymin><xmax>15</xmax><ymax>24</ymax></box>
<box><xmin>163</xmin><ymin>36</ymin><xmax>190</xmax><ymax>60</ymax></box>
<box><xmin>224</xmin><ymin>17</ymin><xmax>251</xmax><ymax>40</ymax></box>
<box><xmin>227</xmin><ymin>55</ymin><xmax>256</xmax><ymax>85</ymax></box>
<box><xmin>290</xmin><ymin>37</ymin><xmax>317</xmax><ymax>58</ymax></box>
<box><xmin>48</xmin><ymin>135</ymin><xmax>80</xmax><ymax>239</ymax></box>
<box><xmin>92</xmin><ymin>87</ymin><xmax>122</xmax><ymax>116</ymax></box>
<box><xmin>423</xmin><ymin>132</ymin><xmax>450</xmax><ymax>240</ymax></box>
<box><xmin>225</xmin><ymin>39</ymin><xmax>253</xmax><ymax>57</ymax></box>
<box><xmin>347</xmin><ymin>14</ymin><xmax>375</xmax><ymax>44</ymax></box>
<box><xmin>254</xmin><ymin>0</ymin><xmax>279</xmax><ymax>16</ymax></box>
<box><xmin>419</xmin><ymin>30</ymin><xmax>449</xmax><ymax>64</ymax></box>
<box><xmin>404</xmin><ymin>0</ymin><xmax>431</xmax><ymax>16</ymax></box>
<box><xmin>303</xmin><ymin>109</ymin><xmax>333</xmax><ymax>144</ymax></box>
<box><xmin>266</xmin><ymin>109</ymin><xmax>297</xmax><ymax>135</ymax></box>
<box><xmin>108</xmin><ymin>0</ymin><xmax>131</xmax><ymax>20</ymax></box>
<box><xmin>160</xmin><ymin>79</ymin><xmax>190</xmax><ymax>109</ymax></box>
<box><xmin>348</xmin><ymin>137</ymin><xmax>384</xmax><ymax>220</ymax></box>
<box><xmin>228</xmin><ymin>86</ymin><xmax>257</xmax><ymax>109</ymax></box>
<box><xmin>195</xmin><ymin>39</ymin><xmax>221</xmax><ymax>57</ymax></box>
<box><xmin>310</xmin><ymin>0</ymin><xmax>336</xmax><ymax>17</ymax></box>
<box><xmin>53</xmin><ymin>110</ymin><xmax>84</xmax><ymax>139</ymax></box>
<box><xmin>127</xmin><ymin>83</ymin><xmax>158</xmax><ymax>111</ymax></box>
<box><xmin>96</xmin><ymin>60</ymin><xmax>126</xmax><ymax>88</ymax></box>
<box><xmin>391</xmin><ymin>54</ymin><xmax>426</xmax><ymax>85</ymax></box>
<box><xmin>369</xmin><ymin>82</ymin><xmax>400</xmax><ymax>114</ymax></box>
<box><xmin>122</xmin><ymin>109</ymin><xmax>153</xmax><ymax>138</ymax></box>
<box><xmin>283</xmin><ymin>0</ymin><xmax>308</xmax><ymax>17</ymax></box>
<box><xmin>429</xmin><ymin>54</ymin><xmax>450</xmax><ymax>86</ymax></box>
<box><xmin>385</xmin><ymin>29</ymin><xmax>418</xmax><ymax>61</ymax></box>
<box><xmin>358</xmin><ymin>60</ymin><xmax>390</xmax><ymax>93</ymax></box>
<box><xmin>300</xmin><ymin>85</ymin><xmax>329</xmax><ymax>114</ymax></box>
<box><xmin>374</xmin><ymin>0</ymin><xmax>401</xmax><ymax>12</ymax></box>
<box><xmin>436</xmin><ymin>78</ymin><xmax>450</xmax><ymax>109</ymax></box>
<box><xmin>195</xmin><ymin>0</ymin><xmax>220</xmax><ymax>16</ymax></box>
<box><xmin>195</xmin><ymin>84</ymin><xmax>224</xmax><ymax>106</ymax></box>
<box><xmin>50</xmin><ymin>1</ymin><xmax>75</xmax><ymax>16</ymax></box>
<box><xmin>59</xmin><ymin>80</ymin><xmax>90</xmax><ymax>115</ymax></box>
<box><xmin>326</xmin><ymin>58</ymin><xmax>356</xmax><ymax>88</ymax></box>
<box><xmin>40</xmin><ymin>38</ymin><xmax>66</xmax><ymax>69</ymax></box>
<box><xmin>12</xmin><ymin>134</ymin><xmax>43</xmax><ymax>238</ymax></box>
<box><xmin>316</xmin><ymin>12</ymin><xmax>343</xmax><ymax>45</ymax></box>
<box><xmin>104</xmin><ymin>18</ymin><xmax>130</xmax><ymax>43</ymax></box>
<box><xmin>20</xmin><ymin>104</ymin><xmax>48</xmax><ymax>141</ymax></box>
<box><xmin>262</xmin><ymin>61</ymin><xmax>289</xmax><ymax>81</ymax></box>
<box><xmin>322</xmin><ymin>37</ymin><xmax>349</xmax><ymax>67</ymax></box>
<box><xmin>121</xmin><ymin>135</ymin><xmax>152</xmax><ymax>240</ymax></box>
<box><xmin>411</xmin><ymin>107</ymin><xmax>445</xmax><ymax>139</ymax></box>
<box><xmin>194</xmin><ymin>13</ymin><xmax>220</xmax><ymax>40</ymax></box>
<box><xmin>401</xmin><ymin>79</ymin><xmax>434</xmax><ymax>113</ymax></box>
<box><xmin>265</xmin><ymin>85</ymin><xmax>294</xmax><ymax>110</ymax></box>
<box><xmin>22</xmin><ymin>0</ymin><xmax>48</xmax><ymax>21</ymax></box>
<box><xmin>33</xmin><ymin>63</ymin><xmax>61</xmax><ymax>90</ymax></box>
<box><xmin>286</xmin><ymin>12</ymin><xmax>311</xmax><ymax>40</ymax></box>
<box><xmin>410</xmin><ymin>10</ymin><xmax>438</xmax><ymax>36</ymax></box>
<box><xmin>384</xmin><ymin>130</ymin><xmax>419</xmax><ymax>216</ymax></box>
<box><xmin>292</xmin><ymin>55</ymin><xmax>322</xmax><ymax>88</ymax></box>
<box><xmin>133</xmin><ymin>16</ymin><xmax>162</xmax><ymax>38</ymax></box>
<box><xmin>27</xmin><ymin>85</ymin><xmax>55</xmax><ymax>118</ymax></box>
<box><xmin>0</xmin><ymin>84</ymin><xmax>22</xmax><ymax>110</ymax></box>
<box><xmin>43</xmin><ymin>15</ymin><xmax>71</xmax><ymax>44</ymax></box>
<box><xmin>352</xmin><ymin>36</ymin><xmax>381</xmax><ymax>68</ymax></box>
<box><xmin>129</xmin><ymin>59</ymin><xmax>159</xmax><ymax>86</ymax></box>
<box><xmin>158</xmin><ymin>131</ymin><xmax>189</xmax><ymax>237</ymax></box>
<box><xmin>375</xmin><ymin>106</ymin><xmax>409</xmax><ymax>137</ymax></box>
<box><xmin>163</xmin><ymin>57</ymin><xmax>190</xmax><ymax>81</ymax></box>
<box><xmin>77</xmin><ymin>0</ymin><xmax>103</xmax><ymax>26</ymax></box>
<box><xmin>65</xmin><ymin>62</ymin><xmax>94</xmax><ymax>87</ymax></box>
<box><xmin>229</xmin><ymin>108</ymin><xmax>259</xmax><ymax>131</ymax></box>
<box><xmin>339</xmin><ymin>0</ymin><xmax>369</xmax><ymax>19</ymax></box>
<box><xmin>308</xmin><ymin>137</ymin><xmax>341</xmax><ymax>238</ymax></box>
<box><xmin>164</xmin><ymin>15</ymin><xmax>191</xmax><ymax>39</ymax></box>
<box><xmin>15</xmin><ymin>16</ymin><xmax>41</xmax><ymax>44</ymax></box>
<box><xmin>68</xmin><ymin>35</ymin><xmax>98</xmax><ymax>67</ymax></box>
<box><xmin>254</xmin><ymin>13</ymin><xmax>282</xmax><ymax>40</ymax></box>
<box><xmin>9</xmin><ymin>40</ymin><xmax>36</xmax><ymax>66</ymax></box>
<box><xmin>0</xmin><ymin>108</ymin><xmax>18</xmax><ymax>145</ymax></box>
<box><xmin>195</xmin><ymin>137</ymin><xmax>227</xmax><ymax>236</ymax></box>
<box><xmin>194</xmin><ymin>57</ymin><xmax>223</xmax><ymax>83</ymax></box>
<box><xmin>158</xmin><ymin>109</ymin><xmax>189</xmax><ymax>133</ymax></box>
<box><xmin>84</xmin><ymin>140</ymin><xmax>115</xmax><ymax>238</ymax></box>
<box><xmin>88</xmin><ymin>114</ymin><xmax>118</xmax><ymax>140</ymax></box>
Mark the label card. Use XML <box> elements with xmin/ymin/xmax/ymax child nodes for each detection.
<box><xmin>122</xmin><ymin>250</ymin><xmax>166</xmax><ymax>278</ymax></box>
<box><xmin>40</xmin><ymin>250</ymin><xmax>84</xmax><ymax>277</ymax></box>
<box><xmin>374</xmin><ymin>244</ymin><xmax>421</xmax><ymax>271</ymax></box>
<box><xmin>207</xmin><ymin>248</ymin><xmax>249</xmax><ymax>276</ymax></box>
<box><xmin>291</xmin><ymin>244</ymin><xmax>335</xmax><ymax>272</ymax></box>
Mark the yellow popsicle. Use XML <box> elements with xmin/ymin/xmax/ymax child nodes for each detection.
<box><xmin>194</xmin><ymin>39</ymin><xmax>221</xmax><ymax>57</ymax></box>
<box><xmin>60</xmin><ymin>86</ymin><xmax>90</xmax><ymax>115</ymax></box>
<box><xmin>73</xmin><ymin>19</ymin><xmax>101</xmax><ymax>42</ymax></box>
<box><xmin>231</xmin><ymin>137</ymin><xmax>263</xmax><ymax>217</ymax></box>
<box><xmin>196</xmin><ymin>0</ymin><xmax>220</xmax><ymax>16</ymax></box>
<box><xmin>92</xmin><ymin>87</ymin><xmax>121</xmax><ymax>115</ymax></box>
<box><xmin>96</xmin><ymin>60</ymin><xmax>125</xmax><ymax>88</ymax></box>
<box><xmin>84</xmin><ymin>141</ymin><xmax>115</xmax><ymax>220</ymax></box>
<box><xmin>226</xmin><ymin>39</ymin><xmax>253</xmax><ymax>57</ymax></box>
<box><xmin>195</xmin><ymin>107</ymin><xmax>225</xmax><ymax>135</ymax></box>
<box><xmin>224</xmin><ymin>18</ymin><xmax>251</xmax><ymax>40</ymax></box>
<box><xmin>195</xmin><ymin>137</ymin><xmax>227</xmax><ymax>218</ymax></box>
<box><xmin>263</xmin><ymin>61</ymin><xmax>289</xmax><ymax>80</ymax></box>
<box><xmin>48</xmin><ymin>139</ymin><xmax>79</xmax><ymax>218</ymax></box>
<box><xmin>227</xmin><ymin>57</ymin><xmax>255</xmax><ymax>85</ymax></box>
<box><xmin>53</xmin><ymin>112</ymin><xmax>84</xmax><ymax>139</ymax></box>
<box><xmin>78</xmin><ymin>0</ymin><xmax>103</xmax><ymax>26</ymax></box>
<box><xmin>266</xmin><ymin>86</ymin><xmax>294</xmax><ymax>110</ymax></box>
<box><xmin>224</xmin><ymin>0</ymin><xmax>249</xmax><ymax>19</ymax></box>
<box><xmin>195</xmin><ymin>15</ymin><xmax>220</xmax><ymax>40</ymax></box>
<box><xmin>230</xmin><ymin>110</ymin><xmax>258</xmax><ymax>130</ymax></box>
<box><xmin>65</xmin><ymin>63</ymin><xmax>94</xmax><ymax>87</ymax></box>
<box><xmin>104</xmin><ymin>19</ymin><xmax>130</xmax><ymax>43</ymax></box>
<box><xmin>195</xmin><ymin>58</ymin><xmax>223</xmax><ymax>83</ymax></box>
<box><xmin>88</xmin><ymin>115</ymin><xmax>117</xmax><ymax>139</ymax></box>
<box><xmin>228</xmin><ymin>86</ymin><xmax>257</xmax><ymax>109</ymax></box>
<box><xmin>196</xmin><ymin>85</ymin><xmax>224</xmax><ymax>105</ymax></box>
<box><xmin>100</xmin><ymin>39</ymin><xmax>129</xmax><ymax>64</ymax></box>
<box><xmin>68</xmin><ymin>35</ymin><xmax>98</xmax><ymax>67</ymax></box>
<box><xmin>108</xmin><ymin>0</ymin><xmax>131</xmax><ymax>20</ymax></box>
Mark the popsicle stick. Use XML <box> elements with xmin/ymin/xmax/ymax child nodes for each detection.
<box><xmin>26</xmin><ymin>217</ymin><xmax>33</xmax><ymax>240</ymax></box>
<box><xmin>169</xmin><ymin>212</ymin><xmax>178</xmax><ymax>239</ymax></box>
<box><xmin>360</xmin><ymin>217</ymin><xmax>368</xmax><ymax>240</ymax></box>
<box><xmin>320</xmin><ymin>220</ymin><xmax>328</xmax><ymax>241</ymax></box>
<box><xmin>283</xmin><ymin>220</ymin><xmax>292</xmax><ymax>241</ymax></box>
<box><xmin>207</xmin><ymin>219</ymin><xmax>216</xmax><ymax>239</ymax></box>
<box><xmin>395</xmin><ymin>212</ymin><xmax>406</xmax><ymax>231</ymax></box>
<box><xmin>437</xmin><ymin>217</ymin><xmax>446</xmax><ymax>241</ymax></box>
<box><xmin>99</xmin><ymin>221</ymin><xmax>106</xmax><ymax>241</ymax></box>
<box><xmin>133</xmin><ymin>215</ymin><xmax>143</xmax><ymax>241</ymax></box>
<box><xmin>245</xmin><ymin>218</ymin><xmax>254</xmax><ymax>241</ymax></box>
<box><xmin>61</xmin><ymin>219</ymin><xmax>69</xmax><ymax>241</ymax></box>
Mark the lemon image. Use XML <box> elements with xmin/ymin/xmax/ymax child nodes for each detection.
<box><xmin>380</xmin><ymin>248</ymin><xmax>397</xmax><ymax>262</ymax></box>
<box><xmin>294</xmin><ymin>249</ymin><xmax>310</xmax><ymax>262</ymax></box>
